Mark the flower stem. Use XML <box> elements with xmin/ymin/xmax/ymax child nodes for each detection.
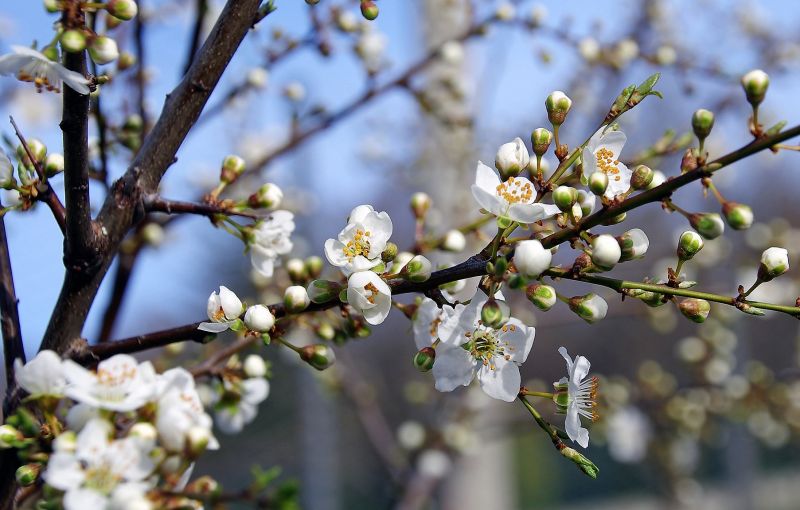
<box><xmin>519</xmin><ymin>396</ymin><xmax>563</xmax><ymax>448</ymax></box>
<box><xmin>521</xmin><ymin>390</ymin><xmax>554</xmax><ymax>399</ymax></box>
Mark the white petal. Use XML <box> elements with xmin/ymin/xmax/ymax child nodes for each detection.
<box><xmin>242</xmin><ymin>378</ymin><xmax>270</xmax><ymax>405</ymax></box>
<box><xmin>432</xmin><ymin>345</ymin><xmax>476</xmax><ymax>392</ymax></box>
<box><xmin>63</xmin><ymin>488</ymin><xmax>109</xmax><ymax>510</ymax></box>
<box><xmin>476</xmin><ymin>357</ymin><xmax>520</xmax><ymax>402</ymax></box>
<box><xmin>500</xmin><ymin>319</ymin><xmax>535</xmax><ymax>363</ymax></box>
<box><xmin>471</xmin><ymin>184</ymin><xmax>503</xmax><ymax>217</ymax></box>
<box><xmin>565</xmin><ymin>402</ymin><xmax>590</xmax><ymax>447</ymax></box>
<box><xmin>198</xmin><ymin>321</ymin><xmax>231</xmax><ymax>333</ymax></box>
<box><xmin>218</xmin><ymin>286</ymin><xmax>242</xmax><ymax>320</ymax></box>
<box><xmin>475</xmin><ymin>161</ymin><xmax>501</xmax><ymax>192</ymax></box>
<box><xmin>507</xmin><ymin>203</ymin><xmax>550</xmax><ymax>224</ymax></box>
<box><xmin>324</xmin><ymin>238</ymin><xmax>349</xmax><ymax>267</ymax></box>
<box><xmin>348</xmin><ymin>205</ymin><xmax>375</xmax><ymax>224</ymax></box>
<box><xmin>600</xmin><ymin>130</ymin><xmax>627</xmax><ymax>157</ymax></box>
<box><xmin>43</xmin><ymin>452</ymin><xmax>85</xmax><ymax>490</ymax></box>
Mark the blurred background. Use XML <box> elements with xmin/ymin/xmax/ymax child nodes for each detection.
<box><xmin>3</xmin><ymin>0</ymin><xmax>800</xmax><ymax>508</ymax></box>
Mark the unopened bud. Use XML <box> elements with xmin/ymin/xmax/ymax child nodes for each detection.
<box><xmin>688</xmin><ymin>212</ymin><xmax>724</xmax><ymax>240</ymax></box>
<box><xmin>495</xmin><ymin>2</ymin><xmax>516</xmax><ymax>20</ymax></box>
<box><xmin>402</xmin><ymin>255</ymin><xmax>432</xmax><ymax>282</ymax></box>
<box><xmin>630</xmin><ymin>164</ymin><xmax>654</xmax><ymax>190</ymax></box>
<box><xmin>647</xmin><ymin>170</ymin><xmax>666</xmax><ymax>189</ymax></box>
<box><xmin>286</xmin><ymin>258</ymin><xmax>307</xmax><ymax>283</ymax></box>
<box><xmin>244</xmin><ymin>304</ymin><xmax>275</xmax><ymax>332</ymax></box>
<box><xmin>545</xmin><ymin>91</ymin><xmax>572</xmax><ymax>126</ymax></box>
<box><xmin>44</xmin><ymin>153</ymin><xmax>64</xmax><ymax>177</ymax></box>
<box><xmin>758</xmin><ymin>247</ymin><xmax>789</xmax><ymax>281</ymax></box>
<box><xmin>591</xmin><ymin>234</ymin><xmax>621</xmax><ymax>270</ymax></box>
<box><xmin>568</xmin><ymin>293</ymin><xmax>608</xmax><ymax>323</ymax></box>
<box><xmin>0</xmin><ymin>425</ymin><xmax>21</xmax><ymax>449</ymax></box>
<box><xmin>526</xmin><ymin>283</ymin><xmax>556</xmax><ymax>311</ymax></box>
<box><xmin>588</xmin><ymin>172</ymin><xmax>609</xmax><ymax>196</ymax></box>
<box><xmin>691</xmin><ymin>109</ymin><xmax>715</xmax><ymax>140</ymax></box>
<box><xmin>578</xmin><ymin>190</ymin><xmax>595</xmax><ymax>217</ymax></box>
<box><xmin>678</xmin><ymin>298</ymin><xmax>711</xmax><ymax>323</ymax></box>
<box><xmin>481</xmin><ymin>298</ymin><xmax>510</xmax><ymax>328</ymax></box>
<box><xmin>186</xmin><ymin>426</ymin><xmax>211</xmax><ymax>457</ymax></box>
<box><xmin>60</xmin><ymin>30</ymin><xmax>87</xmax><ymax>53</ymax></box>
<box><xmin>410</xmin><ymin>192</ymin><xmax>431</xmax><ymax>219</ymax></box>
<box><xmin>89</xmin><ymin>36</ymin><xmax>119</xmax><ymax>65</ymax></box>
<box><xmin>741</xmin><ymin>69</ymin><xmax>769</xmax><ymax>107</ymax></box>
<box><xmin>117</xmin><ymin>51</ymin><xmax>136</xmax><ymax>70</ymax></box>
<box><xmin>305</xmin><ymin>256</ymin><xmax>323</xmax><ymax>278</ymax></box>
<box><xmin>561</xmin><ymin>447</ymin><xmax>599</xmax><ymax>479</ymax></box>
<box><xmin>284</xmin><ymin>286</ymin><xmax>310</xmax><ymax>313</ymax></box>
<box><xmin>677</xmin><ymin>230</ymin><xmax>704</xmax><ymax>261</ymax></box>
<box><xmin>17</xmin><ymin>139</ymin><xmax>46</xmax><ymax>167</ymax></box>
<box><xmin>381</xmin><ymin>242</ymin><xmax>398</xmax><ymax>262</ymax></box>
<box><xmin>360</xmin><ymin>0</ymin><xmax>379</xmax><ymax>20</ymax></box>
<box><xmin>553</xmin><ymin>186</ymin><xmax>577</xmax><ymax>212</ymax></box>
<box><xmin>185</xmin><ymin>476</ymin><xmax>220</xmax><ymax>496</ymax></box>
<box><xmin>243</xmin><ymin>354</ymin><xmax>268</xmax><ymax>378</ymax></box>
<box><xmin>531</xmin><ymin>128</ymin><xmax>552</xmax><ymax>157</ymax></box>
<box><xmin>722</xmin><ymin>202</ymin><xmax>753</xmax><ymax>230</ymax></box>
<box><xmin>249</xmin><ymin>183</ymin><xmax>282</xmax><ymax>209</ymax></box>
<box><xmin>514</xmin><ymin>239</ymin><xmax>552</xmax><ymax>278</ymax></box>
<box><xmin>413</xmin><ymin>347</ymin><xmax>436</xmax><ymax>372</ymax></box>
<box><xmin>16</xmin><ymin>464</ymin><xmax>40</xmax><ymax>486</ymax></box>
<box><xmin>442</xmin><ymin>230</ymin><xmax>466</xmax><ymax>252</ymax></box>
<box><xmin>106</xmin><ymin>0</ymin><xmax>138</xmax><ymax>20</ymax></box>
<box><xmin>300</xmin><ymin>344</ymin><xmax>336</xmax><ymax>370</ymax></box>
<box><xmin>680</xmin><ymin>148</ymin><xmax>698</xmax><ymax>174</ymax></box>
<box><xmin>307</xmin><ymin>280</ymin><xmax>342</xmax><ymax>304</ymax></box>
<box><xmin>617</xmin><ymin>228</ymin><xmax>649</xmax><ymax>262</ymax></box>
<box><xmin>570</xmin><ymin>202</ymin><xmax>583</xmax><ymax>222</ymax></box>
<box><xmin>495</xmin><ymin>137</ymin><xmax>530</xmax><ymax>180</ymax></box>
<box><xmin>220</xmin><ymin>154</ymin><xmax>245</xmax><ymax>183</ymax></box>
<box><xmin>44</xmin><ymin>0</ymin><xmax>60</xmax><ymax>13</ymax></box>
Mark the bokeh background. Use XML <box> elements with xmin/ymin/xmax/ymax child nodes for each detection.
<box><xmin>3</xmin><ymin>0</ymin><xmax>800</xmax><ymax>508</ymax></box>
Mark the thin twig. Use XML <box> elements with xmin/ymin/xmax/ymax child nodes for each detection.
<box><xmin>143</xmin><ymin>195</ymin><xmax>262</xmax><ymax>219</ymax></box>
<box><xmin>0</xmin><ymin>196</ymin><xmax>23</xmax><ymax>390</ymax></box>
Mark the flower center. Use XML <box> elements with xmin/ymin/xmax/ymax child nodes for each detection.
<box><xmin>96</xmin><ymin>365</ymin><xmax>138</xmax><ymax>400</ymax></box>
<box><xmin>84</xmin><ymin>463</ymin><xmax>122</xmax><ymax>495</ymax></box>
<box><xmin>556</xmin><ymin>376</ymin><xmax>600</xmax><ymax>421</ymax></box>
<box><xmin>342</xmin><ymin>228</ymin><xmax>372</xmax><ymax>261</ymax></box>
<box><xmin>495</xmin><ymin>176</ymin><xmax>533</xmax><ymax>204</ymax></box>
<box><xmin>463</xmin><ymin>323</ymin><xmax>518</xmax><ymax>369</ymax></box>
<box><xmin>363</xmin><ymin>282</ymin><xmax>379</xmax><ymax>304</ymax></box>
<box><xmin>595</xmin><ymin>147</ymin><xmax>622</xmax><ymax>182</ymax></box>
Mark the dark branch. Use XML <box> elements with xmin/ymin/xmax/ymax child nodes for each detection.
<box><xmin>0</xmin><ymin>197</ymin><xmax>23</xmax><ymax>390</ymax></box>
<box><xmin>183</xmin><ymin>0</ymin><xmax>209</xmax><ymax>75</ymax></box>
<box><xmin>143</xmin><ymin>195</ymin><xmax>261</xmax><ymax>219</ymax></box>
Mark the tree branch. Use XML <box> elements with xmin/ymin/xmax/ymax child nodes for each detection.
<box><xmin>0</xmin><ymin>197</ymin><xmax>23</xmax><ymax>390</ymax></box>
<box><xmin>143</xmin><ymin>195</ymin><xmax>261</xmax><ymax>219</ymax></box>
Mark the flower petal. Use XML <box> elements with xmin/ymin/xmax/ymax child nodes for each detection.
<box><xmin>565</xmin><ymin>402</ymin><xmax>590</xmax><ymax>448</ymax></box>
<box><xmin>476</xmin><ymin>356</ymin><xmax>520</xmax><ymax>402</ymax></box>
<box><xmin>432</xmin><ymin>344</ymin><xmax>475</xmax><ymax>392</ymax></box>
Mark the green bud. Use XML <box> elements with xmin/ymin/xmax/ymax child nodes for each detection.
<box><xmin>493</xmin><ymin>257</ymin><xmax>509</xmax><ymax>277</ymax></box>
<box><xmin>106</xmin><ymin>0</ymin><xmax>139</xmax><ymax>21</ymax></box>
<box><xmin>617</xmin><ymin>228</ymin><xmax>649</xmax><ymax>262</ymax></box>
<box><xmin>381</xmin><ymin>242</ymin><xmax>398</xmax><ymax>263</ymax></box>
<box><xmin>568</xmin><ymin>293</ymin><xmax>608</xmax><ymax>323</ymax></box>
<box><xmin>284</xmin><ymin>286</ymin><xmax>310</xmax><ymax>313</ymax></box>
<box><xmin>635</xmin><ymin>289</ymin><xmax>666</xmax><ymax>307</ymax></box>
<box><xmin>508</xmin><ymin>274</ymin><xmax>526</xmax><ymax>290</ymax></box>
<box><xmin>678</xmin><ymin>298</ymin><xmax>711</xmax><ymax>323</ymax></box>
<box><xmin>545</xmin><ymin>91</ymin><xmax>572</xmax><ymax>126</ymax></box>
<box><xmin>561</xmin><ymin>447</ymin><xmax>599</xmax><ymax>479</ymax></box>
<box><xmin>317</xmin><ymin>322</ymin><xmax>336</xmax><ymax>341</ymax></box>
<box><xmin>691</xmin><ymin>109</ymin><xmax>715</xmax><ymax>140</ymax></box>
<box><xmin>722</xmin><ymin>202</ymin><xmax>753</xmax><ymax>230</ymax></box>
<box><xmin>630</xmin><ymin>164</ymin><xmax>654</xmax><ymax>190</ymax></box>
<box><xmin>480</xmin><ymin>298</ymin><xmax>509</xmax><ymax>328</ymax></box>
<box><xmin>88</xmin><ymin>35</ymin><xmax>120</xmax><ymax>65</ymax></box>
<box><xmin>185</xmin><ymin>476</ymin><xmax>221</xmax><ymax>496</ymax></box>
<box><xmin>588</xmin><ymin>172</ymin><xmax>608</xmax><ymax>196</ymax></box>
<box><xmin>552</xmin><ymin>186</ymin><xmax>577</xmax><ymax>212</ymax></box>
<box><xmin>307</xmin><ymin>280</ymin><xmax>342</xmax><ymax>304</ymax></box>
<box><xmin>44</xmin><ymin>0</ymin><xmax>60</xmax><ymax>13</ymax></box>
<box><xmin>286</xmin><ymin>258</ymin><xmax>307</xmax><ymax>283</ymax></box>
<box><xmin>688</xmin><ymin>212</ymin><xmax>724</xmax><ymax>240</ymax></box>
<box><xmin>413</xmin><ymin>347</ymin><xmax>436</xmax><ymax>372</ymax></box>
<box><xmin>360</xmin><ymin>1</ymin><xmax>379</xmax><ymax>20</ymax></box>
<box><xmin>220</xmin><ymin>154</ymin><xmax>246</xmax><ymax>184</ymax></box>
<box><xmin>677</xmin><ymin>230</ymin><xmax>704</xmax><ymax>261</ymax></box>
<box><xmin>601</xmin><ymin>212</ymin><xmax>626</xmax><ymax>226</ymax></box>
<box><xmin>123</xmin><ymin>113</ymin><xmax>143</xmax><ymax>132</ymax></box>
<box><xmin>16</xmin><ymin>139</ymin><xmax>46</xmax><ymax>168</ymax></box>
<box><xmin>117</xmin><ymin>51</ymin><xmax>136</xmax><ymax>70</ymax></box>
<box><xmin>60</xmin><ymin>29</ymin><xmax>87</xmax><ymax>53</ymax></box>
<box><xmin>402</xmin><ymin>255</ymin><xmax>432</xmax><ymax>282</ymax></box>
<box><xmin>410</xmin><ymin>192</ymin><xmax>431</xmax><ymax>219</ymax></box>
<box><xmin>741</xmin><ymin>69</ymin><xmax>769</xmax><ymax>107</ymax></box>
<box><xmin>0</xmin><ymin>424</ymin><xmax>21</xmax><ymax>449</ymax></box>
<box><xmin>16</xmin><ymin>464</ymin><xmax>40</xmax><ymax>486</ymax></box>
<box><xmin>680</xmin><ymin>148</ymin><xmax>698</xmax><ymax>174</ymax></box>
<box><xmin>300</xmin><ymin>344</ymin><xmax>336</xmax><ymax>370</ymax></box>
<box><xmin>305</xmin><ymin>256</ymin><xmax>323</xmax><ymax>278</ymax></box>
<box><xmin>525</xmin><ymin>283</ymin><xmax>556</xmax><ymax>311</ymax></box>
<box><xmin>758</xmin><ymin>247</ymin><xmax>789</xmax><ymax>281</ymax></box>
<box><xmin>530</xmin><ymin>128</ymin><xmax>552</xmax><ymax>156</ymax></box>
<box><xmin>248</xmin><ymin>183</ymin><xmax>283</xmax><ymax>209</ymax></box>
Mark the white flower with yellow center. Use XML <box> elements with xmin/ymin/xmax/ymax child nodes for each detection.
<box><xmin>155</xmin><ymin>368</ymin><xmax>219</xmax><ymax>453</ymax></box>
<box><xmin>553</xmin><ymin>347</ymin><xmax>598</xmax><ymax>448</ymax></box>
<box><xmin>14</xmin><ymin>350</ymin><xmax>66</xmax><ymax>398</ymax></box>
<box><xmin>199</xmin><ymin>286</ymin><xmax>243</xmax><ymax>333</ymax></box>
<box><xmin>581</xmin><ymin>127</ymin><xmax>632</xmax><ymax>199</ymax></box>
<box><xmin>325</xmin><ymin>205</ymin><xmax>393</xmax><ymax>274</ymax></box>
<box><xmin>43</xmin><ymin>418</ymin><xmax>154</xmax><ymax>510</ymax></box>
<box><xmin>471</xmin><ymin>162</ymin><xmax>560</xmax><ymax>223</ymax></box>
<box><xmin>412</xmin><ymin>297</ymin><xmax>464</xmax><ymax>349</ymax></box>
<box><xmin>0</xmin><ymin>46</ymin><xmax>90</xmax><ymax>94</ymax></box>
<box><xmin>62</xmin><ymin>354</ymin><xmax>157</xmax><ymax>412</ymax></box>
<box><xmin>250</xmin><ymin>210</ymin><xmax>295</xmax><ymax>278</ymax></box>
<box><xmin>434</xmin><ymin>295</ymin><xmax>535</xmax><ymax>402</ymax></box>
<box><xmin>347</xmin><ymin>270</ymin><xmax>392</xmax><ymax>325</ymax></box>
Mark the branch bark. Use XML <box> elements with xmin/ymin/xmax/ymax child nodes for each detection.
<box><xmin>0</xmin><ymin>198</ymin><xmax>23</xmax><ymax>389</ymax></box>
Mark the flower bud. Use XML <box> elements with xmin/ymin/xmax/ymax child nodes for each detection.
<box><xmin>185</xmin><ymin>476</ymin><xmax>220</xmax><ymax>496</ymax></box>
<box><xmin>360</xmin><ymin>0</ymin><xmax>379</xmax><ymax>20</ymax></box>
<box><xmin>246</xmin><ymin>68</ymin><xmax>269</xmax><ymax>90</ymax></box>
<box><xmin>526</xmin><ymin>283</ymin><xmax>556</xmax><ymax>311</ymax></box>
<box><xmin>617</xmin><ymin>228</ymin><xmax>649</xmax><ymax>262</ymax></box>
<box><xmin>286</xmin><ymin>258</ymin><xmax>306</xmax><ymax>283</ymax></box>
<box><xmin>578</xmin><ymin>190</ymin><xmax>595</xmax><ymax>217</ymax></box>
<box><xmin>107</xmin><ymin>0</ymin><xmax>138</xmax><ymax>20</ymax></box>
<box><xmin>561</xmin><ymin>447</ymin><xmax>599</xmax><ymax>479</ymax></box>
<box><xmin>677</xmin><ymin>230</ymin><xmax>704</xmax><ymax>261</ymax></box>
<box><xmin>304</xmin><ymin>256</ymin><xmax>323</xmax><ymax>278</ymax></box>
<box><xmin>545</xmin><ymin>91</ymin><xmax>572</xmax><ymax>126</ymax></box>
<box><xmin>680</xmin><ymin>148</ymin><xmax>698</xmax><ymax>174</ymax></box>
<box><xmin>220</xmin><ymin>154</ymin><xmax>245</xmax><ymax>184</ymax></box>
<box><xmin>531</xmin><ymin>128</ymin><xmax>552</xmax><ymax>157</ymax></box>
<box><xmin>141</xmin><ymin>223</ymin><xmax>164</xmax><ymax>246</ymax></box>
<box><xmin>442</xmin><ymin>230</ymin><xmax>466</xmax><ymax>252</ymax></box>
<box><xmin>495</xmin><ymin>137</ymin><xmax>529</xmax><ymax>180</ymax></box>
<box><xmin>647</xmin><ymin>170</ymin><xmax>666</xmax><ymax>189</ymax></box>
<box><xmin>553</xmin><ymin>186</ymin><xmax>577</xmax><ymax>212</ymax></box>
<box><xmin>378</xmin><ymin>242</ymin><xmax>398</xmax><ymax>263</ymax></box>
<box><xmin>410</xmin><ymin>192</ymin><xmax>431</xmax><ymax>219</ymax></box>
<box><xmin>89</xmin><ymin>36</ymin><xmax>120</xmax><ymax>65</ymax></box>
<box><xmin>17</xmin><ymin>139</ymin><xmax>46</xmax><ymax>167</ymax></box>
<box><xmin>284</xmin><ymin>286</ymin><xmax>310</xmax><ymax>313</ymax></box>
<box><xmin>186</xmin><ymin>426</ymin><xmax>211</xmax><ymax>457</ymax></box>
<box><xmin>741</xmin><ymin>69</ymin><xmax>769</xmax><ymax>107</ymax></box>
<box><xmin>678</xmin><ymin>298</ymin><xmax>711</xmax><ymax>323</ymax></box>
<box><xmin>300</xmin><ymin>344</ymin><xmax>336</xmax><ymax>370</ymax></box>
<box><xmin>44</xmin><ymin>0</ymin><xmax>59</xmax><ymax>13</ymax></box>
<box><xmin>0</xmin><ymin>152</ymin><xmax>14</xmax><ymax>190</ymax></box>
<box><xmin>514</xmin><ymin>239</ymin><xmax>552</xmax><ymax>278</ymax></box>
<box><xmin>16</xmin><ymin>464</ymin><xmax>40</xmax><ymax>486</ymax></box>
<box><xmin>0</xmin><ymin>425</ymin><xmax>21</xmax><ymax>449</ymax></box>
<box><xmin>129</xmin><ymin>422</ymin><xmax>157</xmax><ymax>446</ymax></box>
<box><xmin>691</xmin><ymin>109</ymin><xmax>715</xmax><ymax>140</ymax></box>
<box><xmin>60</xmin><ymin>30</ymin><xmax>87</xmax><ymax>53</ymax></box>
<box><xmin>591</xmin><ymin>234</ymin><xmax>621</xmax><ymax>270</ymax></box>
<box><xmin>722</xmin><ymin>202</ymin><xmax>753</xmax><ymax>230</ymax></box>
<box><xmin>117</xmin><ymin>51</ymin><xmax>136</xmax><ymax>70</ymax></box>
<box><xmin>249</xmin><ymin>183</ymin><xmax>282</xmax><ymax>209</ymax></box>
<box><xmin>413</xmin><ymin>347</ymin><xmax>436</xmax><ymax>372</ymax></box>
<box><xmin>44</xmin><ymin>153</ymin><xmax>64</xmax><ymax>177</ymax></box>
<box><xmin>392</xmin><ymin>252</ymin><xmax>414</xmax><ymax>274</ymax></box>
<box><xmin>243</xmin><ymin>354</ymin><xmax>268</xmax><ymax>378</ymax></box>
<box><xmin>688</xmin><ymin>212</ymin><xmax>724</xmax><ymax>240</ymax></box>
<box><xmin>244</xmin><ymin>304</ymin><xmax>275</xmax><ymax>332</ymax></box>
<box><xmin>481</xmin><ymin>298</ymin><xmax>510</xmax><ymax>328</ymax></box>
<box><xmin>307</xmin><ymin>280</ymin><xmax>342</xmax><ymax>304</ymax></box>
<box><xmin>336</xmin><ymin>11</ymin><xmax>359</xmax><ymax>32</ymax></box>
<box><xmin>568</xmin><ymin>293</ymin><xmax>608</xmax><ymax>323</ymax></box>
<box><xmin>759</xmin><ymin>247</ymin><xmax>789</xmax><ymax>281</ymax></box>
<box><xmin>588</xmin><ymin>172</ymin><xmax>609</xmax><ymax>196</ymax></box>
<box><xmin>495</xmin><ymin>2</ymin><xmax>516</xmax><ymax>20</ymax></box>
<box><xmin>403</xmin><ymin>255</ymin><xmax>432</xmax><ymax>282</ymax></box>
<box><xmin>630</xmin><ymin>164</ymin><xmax>654</xmax><ymax>190</ymax></box>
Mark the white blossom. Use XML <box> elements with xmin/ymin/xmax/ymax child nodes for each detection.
<box><xmin>581</xmin><ymin>127</ymin><xmax>632</xmax><ymax>199</ymax></box>
<box><xmin>250</xmin><ymin>210</ymin><xmax>294</xmax><ymax>278</ymax></box>
<box><xmin>14</xmin><ymin>350</ymin><xmax>66</xmax><ymax>398</ymax></box>
<box><xmin>62</xmin><ymin>354</ymin><xmax>158</xmax><ymax>412</ymax></box>
<box><xmin>442</xmin><ymin>230</ymin><xmax>466</xmax><ymax>252</ymax></box>
<box><xmin>434</xmin><ymin>295</ymin><xmax>535</xmax><ymax>402</ymax></box>
<box><xmin>471</xmin><ymin>162</ymin><xmax>560</xmax><ymax>223</ymax></box>
<box><xmin>243</xmin><ymin>304</ymin><xmax>275</xmax><ymax>333</ymax></box>
<box><xmin>591</xmin><ymin>234</ymin><xmax>621</xmax><ymax>269</ymax></box>
<box><xmin>495</xmin><ymin>137</ymin><xmax>529</xmax><ymax>176</ymax></box>
<box><xmin>355</xmin><ymin>29</ymin><xmax>386</xmax><ymax>71</ymax></box>
<box><xmin>199</xmin><ymin>286</ymin><xmax>243</xmax><ymax>333</ymax></box>
<box><xmin>325</xmin><ymin>205</ymin><xmax>393</xmax><ymax>274</ymax></box>
<box><xmin>0</xmin><ymin>46</ymin><xmax>90</xmax><ymax>94</ymax></box>
<box><xmin>347</xmin><ymin>271</ymin><xmax>392</xmax><ymax>325</ymax></box>
<box><xmin>513</xmin><ymin>239</ymin><xmax>552</xmax><ymax>278</ymax></box>
<box><xmin>156</xmin><ymin>368</ymin><xmax>218</xmax><ymax>452</ymax></box>
<box><xmin>555</xmin><ymin>347</ymin><xmax>597</xmax><ymax>448</ymax></box>
<box><xmin>214</xmin><ymin>378</ymin><xmax>269</xmax><ymax>434</ymax></box>
<box><xmin>412</xmin><ymin>297</ymin><xmax>463</xmax><ymax>350</ymax></box>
